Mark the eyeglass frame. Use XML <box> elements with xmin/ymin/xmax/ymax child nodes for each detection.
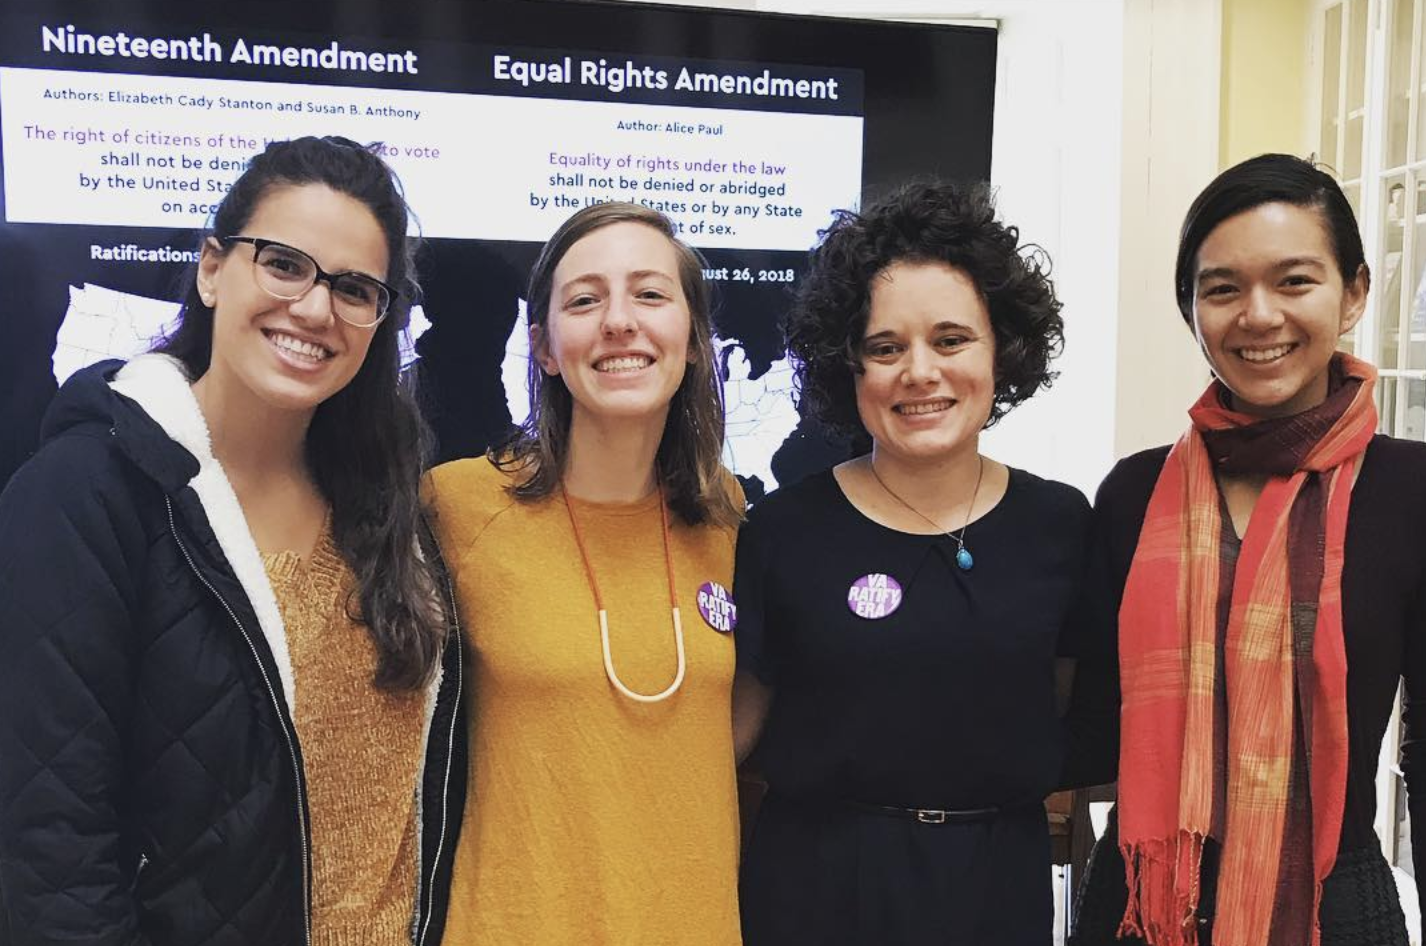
<box><xmin>215</xmin><ymin>235</ymin><xmax>399</xmax><ymax>328</ymax></box>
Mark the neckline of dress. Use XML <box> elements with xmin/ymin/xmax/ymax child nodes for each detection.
<box><xmin>827</xmin><ymin>465</ymin><xmax>1019</xmax><ymax>539</ymax></box>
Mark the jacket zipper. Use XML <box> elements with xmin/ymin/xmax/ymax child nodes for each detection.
<box><xmin>132</xmin><ymin>852</ymin><xmax>149</xmax><ymax>893</ymax></box>
<box><xmin>417</xmin><ymin>579</ymin><xmax>463</xmax><ymax>946</ymax></box>
<box><xmin>166</xmin><ymin>498</ymin><xmax>312</xmax><ymax>946</ymax></box>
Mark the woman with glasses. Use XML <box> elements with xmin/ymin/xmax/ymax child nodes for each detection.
<box><xmin>0</xmin><ymin>136</ymin><xmax>464</xmax><ymax>946</ymax></box>
<box><xmin>425</xmin><ymin>202</ymin><xmax>744</xmax><ymax>945</ymax></box>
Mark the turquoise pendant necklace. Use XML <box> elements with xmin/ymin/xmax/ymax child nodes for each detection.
<box><xmin>869</xmin><ymin>456</ymin><xmax>985</xmax><ymax>572</ymax></box>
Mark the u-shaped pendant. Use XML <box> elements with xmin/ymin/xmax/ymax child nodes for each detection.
<box><xmin>598</xmin><ymin>606</ymin><xmax>687</xmax><ymax>703</ymax></box>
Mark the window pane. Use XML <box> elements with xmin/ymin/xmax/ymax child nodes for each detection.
<box><xmin>1349</xmin><ymin>0</ymin><xmax>1369</xmax><ymax>110</ymax></box>
<box><xmin>1380</xmin><ymin>375</ymin><xmax>1399</xmax><ymax>434</ymax></box>
<box><xmin>1413</xmin><ymin>316</ymin><xmax>1426</xmax><ymax>373</ymax></box>
<box><xmin>1323</xmin><ymin>5</ymin><xmax>1343</xmax><ymax>166</ymax></box>
<box><xmin>1388</xmin><ymin>0</ymin><xmax>1414</xmax><ymax>167</ymax></box>
<box><xmin>1394</xmin><ymin>686</ymin><xmax>1414</xmax><ymax>875</ymax></box>
<box><xmin>1347</xmin><ymin>116</ymin><xmax>1366</xmax><ymax>178</ymax></box>
<box><xmin>1379</xmin><ymin>175</ymin><xmax>1408</xmax><ymax>371</ymax></box>
<box><xmin>1416</xmin><ymin>0</ymin><xmax>1426</xmax><ymax>165</ymax></box>
<box><xmin>1346</xmin><ymin>0</ymin><xmax>1370</xmax><ymax>178</ymax></box>
<box><xmin>1406</xmin><ymin>378</ymin><xmax>1426</xmax><ymax>440</ymax></box>
<box><xmin>1396</xmin><ymin>769</ymin><xmax>1413</xmax><ymax>874</ymax></box>
<box><xmin>1338</xmin><ymin>178</ymin><xmax>1364</xmax><ymax>356</ymax></box>
<box><xmin>1408</xmin><ymin>180</ymin><xmax>1426</xmax><ymax>372</ymax></box>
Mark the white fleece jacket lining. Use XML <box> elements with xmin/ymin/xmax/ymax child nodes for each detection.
<box><xmin>112</xmin><ymin>354</ymin><xmax>299</xmax><ymax>714</ymax></box>
<box><xmin>111</xmin><ymin>353</ymin><xmax>444</xmax><ymax>816</ymax></box>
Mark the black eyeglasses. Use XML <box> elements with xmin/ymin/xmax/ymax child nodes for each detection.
<box><xmin>218</xmin><ymin>236</ymin><xmax>397</xmax><ymax>328</ymax></box>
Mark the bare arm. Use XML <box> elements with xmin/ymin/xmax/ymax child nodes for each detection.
<box><xmin>733</xmin><ymin>670</ymin><xmax>774</xmax><ymax>764</ymax></box>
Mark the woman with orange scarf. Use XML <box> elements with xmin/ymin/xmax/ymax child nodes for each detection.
<box><xmin>1064</xmin><ymin>154</ymin><xmax>1424</xmax><ymax>946</ymax></box>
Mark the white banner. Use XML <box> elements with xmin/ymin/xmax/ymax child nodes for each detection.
<box><xmin>1</xmin><ymin>66</ymin><xmax>863</xmax><ymax>249</ymax></box>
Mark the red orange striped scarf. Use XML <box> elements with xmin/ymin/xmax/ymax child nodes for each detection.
<box><xmin>1116</xmin><ymin>354</ymin><xmax>1377</xmax><ymax>946</ymax></box>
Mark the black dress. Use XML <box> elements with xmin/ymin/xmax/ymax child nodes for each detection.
<box><xmin>735</xmin><ymin>467</ymin><xmax>1091</xmax><ymax>946</ymax></box>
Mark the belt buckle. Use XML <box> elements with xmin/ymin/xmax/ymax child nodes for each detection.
<box><xmin>915</xmin><ymin>808</ymin><xmax>947</xmax><ymax>824</ymax></box>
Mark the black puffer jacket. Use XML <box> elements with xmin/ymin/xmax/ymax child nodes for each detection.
<box><xmin>0</xmin><ymin>359</ymin><xmax>467</xmax><ymax>946</ymax></box>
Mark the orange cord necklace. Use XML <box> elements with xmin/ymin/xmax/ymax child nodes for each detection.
<box><xmin>561</xmin><ymin>482</ymin><xmax>685</xmax><ymax>703</ymax></box>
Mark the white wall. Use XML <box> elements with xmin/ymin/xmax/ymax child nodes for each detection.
<box><xmin>964</xmin><ymin>0</ymin><xmax>1127</xmax><ymax>497</ymax></box>
<box><xmin>1113</xmin><ymin>0</ymin><xmax>1223</xmax><ymax>461</ymax></box>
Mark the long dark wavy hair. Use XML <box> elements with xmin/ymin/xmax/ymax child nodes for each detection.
<box><xmin>156</xmin><ymin>135</ymin><xmax>446</xmax><ymax>691</ymax></box>
<box><xmin>495</xmin><ymin>202</ymin><xmax>741</xmax><ymax>529</ymax></box>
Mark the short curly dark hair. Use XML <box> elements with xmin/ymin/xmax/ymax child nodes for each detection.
<box><xmin>786</xmin><ymin>181</ymin><xmax>1064</xmax><ymax>441</ymax></box>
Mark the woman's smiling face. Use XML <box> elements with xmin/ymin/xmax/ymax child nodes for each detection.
<box><xmin>1191</xmin><ymin>201</ymin><xmax>1367</xmax><ymax>418</ymax></box>
<box><xmin>196</xmin><ymin>182</ymin><xmax>390</xmax><ymax>416</ymax></box>
<box><xmin>536</xmin><ymin>220</ymin><xmax>695</xmax><ymax>430</ymax></box>
<box><xmin>854</xmin><ymin>260</ymin><xmax>997</xmax><ymax>464</ymax></box>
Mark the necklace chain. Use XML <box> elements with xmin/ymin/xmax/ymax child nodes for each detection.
<box><xmin>867</xmin><ymin>456</ymin><xmax>985</xmax><ymax>558</ymax></box>
<box><xmin>561</xmin><ymin>483</ymin><xmax>686</xmax><ymax>703</ymax></box>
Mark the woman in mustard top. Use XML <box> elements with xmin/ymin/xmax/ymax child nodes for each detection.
<box><xmin>428</xmin><ymin>202</ymin><xmax>744</xmax><ymax>944</ymax></box>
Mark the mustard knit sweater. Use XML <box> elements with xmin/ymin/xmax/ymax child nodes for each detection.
<box><xmin>263</xmin><ymin>531</ymin><xmax>426</xmax><ymax>946</ymax></box>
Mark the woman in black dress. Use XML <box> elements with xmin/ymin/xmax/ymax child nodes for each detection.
<box><xmin>1065</xmin><ymin>155</ymin><xmax>1423</xmax><ymax>946</ymax></box>
<box><xmin>732</xmin><ymin>182</ymin><xmax>1090</xmax><ymax>945</ymax></box>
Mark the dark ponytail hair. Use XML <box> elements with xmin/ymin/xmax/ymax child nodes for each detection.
<box><xmin>157</xmin><ymin>135</ymin><xmax>445</xmax><ymax>691</ymax></box>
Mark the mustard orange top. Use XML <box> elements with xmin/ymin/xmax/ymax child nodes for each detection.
<box><xmin>428</xmin><ymin>457</ymin><xmax>742</xmax><ymax>946</ymax></box>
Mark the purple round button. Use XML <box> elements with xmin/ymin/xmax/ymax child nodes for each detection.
<box><xmin>847</xmin><ymin>573</ymin><xmax>903</xmax><ymax>620</ymax></box>
<box><xmin>696</xmin><ymin>581</ymin><xmax>737</xmax><ymax>633</ymax></box>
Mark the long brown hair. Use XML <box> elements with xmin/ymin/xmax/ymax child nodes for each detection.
<box><xmin>494</xmin><ymin>202</ymin><xmax>741</xmax><ymax>529</ymax></box>
<box><xmin>158</xmin><ymin>136</ymin><xmax>447</xmax><ymax>691</ymax></box>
